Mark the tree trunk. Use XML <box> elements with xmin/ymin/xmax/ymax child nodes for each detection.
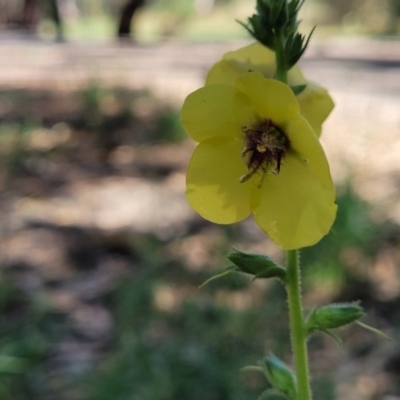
<box><xmin>387</xmin><ymin>0</ymin><xmax>400</xmax><ymax>33</ymax></box>
<box><xmin>117</xmin><ymin>0</ymin><xmax>146</xmax><ymax>39</ymax></box>
<box><xmin>22</xmin><ymin>0</ymin><xmax>38</xmax><ymax>29</ymax></box>
<box><xmin>47</xmin><ymin>0</ymin><xmax>64</xmax><ymax>41</ymax></box>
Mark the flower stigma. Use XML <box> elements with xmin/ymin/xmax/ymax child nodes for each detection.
<box><xmin>239</xmin><ymin>119</ymin><xmax>291</xmax><ymax>188</ymax></box>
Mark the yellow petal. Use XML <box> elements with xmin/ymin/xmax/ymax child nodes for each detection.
<box><xmin>287</xmin><ymin>65</ymin><xmax>307</xmax><ymax>86</ymax></box>
<box><xmin>186</xmin><ymin>137</ymin><xmax>252</xmax><ymax>224</ymax></box>
<box><xmin>204</xmin><ymin>43</ymin><xmax>333</xmax><ymax>136</ymax></box>
<box><xmin>251</xmin><ymin>153</ymin><xmax>337</xmax><ymax>250</ymax></box>
<box><xmin>181</xmin><ymin>84</ymin><xmax>255</xmax><ymax>142</ymax></box>
<box><xmin>285</xmin><ymin>115</ymin><xmax>333</xmax><ymax>186</ymax></box>
<box><xmin>207</xmin><ymin>44</ymin><xmax>303</xmax><ymax>87</ymax></box>
<box><xmin>206</xmin><ymin>60</ymin><xmax>247</xmax><ymax>86</ymax></box>
<box><xmin>235</xmin><ymin>72</ymin><xmax>300</xmax><ymax>125</ymax></box>
<box><xmin>222</xmin><ymin>43</ymin><xmax>275</xmax><ymax>78</ymax></box>
<box><xmin>224</xmin><ymin>42</ymin><xmax>275</xmax><ymax>68</ymax></box>
<box><xmin>297</xmin><ymin>83</ymin><xmax>335</xmax><ymax>136</ymax></box>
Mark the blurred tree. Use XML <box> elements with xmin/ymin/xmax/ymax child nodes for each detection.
<box><xmin>387</xmin><ymin>0</ymin><xmax>400</xmax><ymax>33</ymax></box>
<box><xmin>357</xmin><ymin>0</ymin><xmax>400</xmax><ymax>33</ymax></box>
<box><xmin>117</xmin><ymin>0</ymin><xmax>146</xmax><ymax>39</ymax></box>
<box><xmin>21</xmin><ymin>0</ymin><xmax>37</xmax><ymax>29</ymax></box>
<box><xmin>14</xmin><ymin>0</ymin><xmax>64</xmax><ymax>40</ymax></box>
<box><xmin>46</xmin><ymin>0</ymin><xmax>64</xmax><ymax>40</ymax></box>
<box><xmin>310</xmin><ymin>0</ymin><xmax>400</xmax><ymax>33</ymax></box>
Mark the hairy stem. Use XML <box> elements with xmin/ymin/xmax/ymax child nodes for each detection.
<box><xmin>274</xmin><ymin>31</ymin><xmax>288</xmax><ymax>84</ymax></box>
<box><xmin>286</xmin><ymin>250</ymin><xmax>312</xmax><ymax>400</ymax></box>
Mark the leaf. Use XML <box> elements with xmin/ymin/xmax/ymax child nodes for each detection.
<box><xmin>198</xmin><ymin>266</ymin><xmax>236</xmax><ymax>289</ymax></box>
<box><xmin>291</xmin><ymin>84</ymin><xmax>307</xmax><ymax>95</ymax></box>
<box><xmin>356</xmin><ymin>321</ymin><xmax>394</xmax><ymax>342</ymax></box>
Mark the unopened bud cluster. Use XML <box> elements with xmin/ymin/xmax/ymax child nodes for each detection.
<box><xmin>239</xmin><ymin>0</ymin><xmax>313</xmax><ymax>70</ymax></box>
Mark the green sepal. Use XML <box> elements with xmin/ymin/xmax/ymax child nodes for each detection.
<box><xmin>258</xmin><ymin>388</ymin><xmax>287</xmax><ymax>400</ymax></box>
<box><xmin>198</xmin><ymin>266</ymin><xmax>236</xmax><ymax>289</ymax></box>
<box><xmin>260</xmin><ymin>354</ymin><xmax>297</xmax><ymax>400</ymax></box>
<box><xmin>291</xmin><ymin>84</ymin><xmax>307</xmax><ymax>95</ymax></box>
<box><xmin>356</xmin><ymin>321</ymin><xmax>394</xmax><ymax>341</ymax></box>
<box><xmin>237</xmin><ymin>17</ymin><xmax>275</xmax><ymax>51</ymax></box>
<box><xmin>320</xmin><ymin>329</ymin><xmax>343</xmax><ymax>349</ymax></box>
<box><xmin>284</xmin><ymin>27</ymin><xmax>315</xmax><ymax>70</ymax></box>
<box><xmin>240</xmin><ymin>366</ymin><xmax>289</xmax><ymax>399</ymax></box>
<box><xmin>228</xmin><ymin>249</ymin><xmax>286</xmax><ymax>281</ymax></box>
<box><xmin>305</xmin><ymin>302</ymin><xmax>365</xmax><ymax>335</ymax></box>
<box><xmin>237</xmin><ymin>0</ymin><xmax>312</xmax><ymax>70</ymax></box>
<box><xmin>240</xmin><ymin>365</ymin><xmax>264</xmax><ymax>374</ymax></box>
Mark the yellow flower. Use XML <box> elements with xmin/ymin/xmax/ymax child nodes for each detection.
<box><xmin>206</xmin><ymin>42</ymin><xmax>334</xmax><ymax>137</ymax></box>
<box><xmin>181</xmin><ymin>72</ymin><xmax>337</xmax><ymax>250</ymax></box>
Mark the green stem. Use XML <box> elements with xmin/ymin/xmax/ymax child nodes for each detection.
<box><xmin>274</xmin><ymin>31</ymin><xmax>288</xmax><ymax>84</ymax></box>
<box><xmin>273</xmin><ymin>22</ymin><xmax>310</xmax><ymax>400</ymax></box>
<box><xmin>286</xmin><ymin>250</ymin><xmax>312</xmax><ymax>400</ymax></box>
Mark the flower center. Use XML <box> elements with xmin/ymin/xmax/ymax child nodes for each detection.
<box><xmin>239</xmin><ymin>119</ymin><xmax>290</xmax><ymax>186</ymax></box>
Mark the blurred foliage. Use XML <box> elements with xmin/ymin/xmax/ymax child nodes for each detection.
<box><xmin>0</xmin><ymin>85</ymin><xmax>185</xmax><ymax>180</ymax></box>
<box><xmin>83</xmin><ymin>237</ymin><xmax>270</xmax><ymax>400</ymax></box>
<box><xmin>76</xmin><ymin>85</ymin><xmax>186</xmax><ymax>145</ymax></box>
<box><xmin>80</xmin><ymin>185</ymin><xmax>399</xmax><ymax>400</ymax></box>
<box><xmin>3</xmin><ymin>0</ymin><xmax>399</xmax><ymax>41</ymax></box>
<box><xmin>69</xmin><ymin>0</ymin><xmax>400</xmax><ymax>37</ymax></box>
<box><xmin>0</xmin><ymin>282</ymin><xmax>52</xmax><ymax>400</ymax></box>
<box><xmin>0</xmin><ymin>86</ymin><xmax>399</xmax><ymax>399</ymax></box>
<box><xmin>0</xmin><ymin>182</ymin><xmax>398</xmax><ymax>399</ymax></box>
<box><xmin>301</xmin><ymin>183</ymin><xmax>400</xmax><ymax>303</ymax></box>
<box><xmin>307</xmin><ymin>0</ymin><xmax>400</xmax><ymax>34</ymax></box>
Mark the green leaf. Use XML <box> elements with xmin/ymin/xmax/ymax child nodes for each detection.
<box><xmin>258</xmin><ymin>388</ymin><xmax>288</xmax><ymax>400</ymax></box>
<box><xmin>305</xmin><ymin>302</ymin><xmax>365</xmax><ymax>335</ymax></box>
<box><xmin>356</xmin><ymin>321</ymin><xmax>394</xmax><ymax>341</ymax></box>
<box><xmin>228</xmin><ymin>249</ymin><xmax>286</xmax><ymax>281</ymax></box>
<box><xmin>260</xmin><ymin>354</ymin><xmax>297</xmax><ymax>400</ymax></box>
<box><xmin>240</xmin><ymin>365</ymin><xmax>264</xmax><ymax>374</ymax></box>
<box><xmin>320</xmin><ymin>329</ymin><xmax>343</xmax><ymax>348</ymax></box>
<box><xmin>198</xmin><ymin>266</ymin><xmax>236</xmax><ymax>289</ymax></box>
<box><xmin>291</xmin><ymin>84</ymin><xmax>307</xmax><ymax>95</ymax></box>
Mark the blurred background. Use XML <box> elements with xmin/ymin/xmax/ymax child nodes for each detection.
<box><xmin>0</xmin><ymin>0</ymin><xmax>399</xmax><ymax>399</ymax></box>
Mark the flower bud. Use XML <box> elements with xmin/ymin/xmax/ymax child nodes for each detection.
<box><xmin>228</xmin><ymin>249</ymin><xmax>286</xmax><ymax>281</ymax></box>
<box><xmin>305</xmin><ymin>302</ymin><xmax>365</xmax><ymax>335</ymax></box>
<box><xmin>261</xmin><ymin>354</ymin><xmax>297</xmax><ymax>400</ymax></box>
<box><xmin>238</xmin><ymin>0</ymin><xmax>314</xmax><ymax>70</ymax></box>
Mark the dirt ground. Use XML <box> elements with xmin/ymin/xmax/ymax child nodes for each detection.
<box><xmin>0</xmin><ymin>34</ymin><xmax>400</xmax><ymax>399</ymax></box>
<box><xmin>1</xmin><ymin>34</ymin><xmax>400</xmax><ymax>222</ymax></box>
